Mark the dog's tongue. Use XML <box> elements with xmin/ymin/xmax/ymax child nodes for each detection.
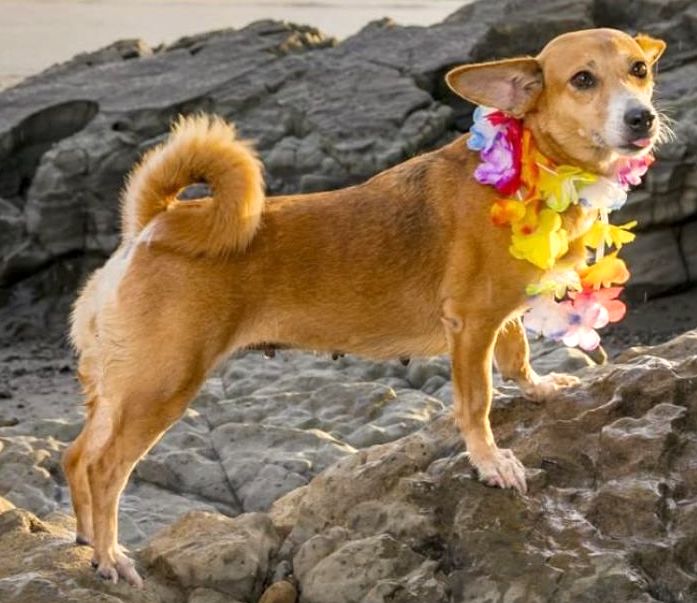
<box><xmin>632</xmin><ymin>137</ymin><xmax>652</xmax><ymax>148</ymax></box>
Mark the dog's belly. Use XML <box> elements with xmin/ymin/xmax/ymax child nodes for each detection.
<box><xmin>248</xmin><ymin>299</ymin><xmax>450</xmax><ymax>360</ymax></box>
<box><xmin>286</xmin><ymin>323</ymin><xmax>449</xmax><ymax>359</ymax></box>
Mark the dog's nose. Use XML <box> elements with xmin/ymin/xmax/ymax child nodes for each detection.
<box><xmin>624</xmin><ymin>107</ymin><xmax>655</xmax><ymax>133</ymax></box>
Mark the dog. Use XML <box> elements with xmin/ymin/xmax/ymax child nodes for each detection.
<box><xmin>63</xmin><ymin>28</ymin><xmax>665</xmax><ymax>586</ymax></box>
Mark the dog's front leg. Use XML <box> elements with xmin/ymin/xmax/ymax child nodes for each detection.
<box><xmin>443</xmin><ymin>304</ymin><xmax>527</xmax><ymax>494</ymax></box>
<box><xmin>494</xmin><ymin>317</ymin><xmax>579</xmax><ymax>402</ymax></box>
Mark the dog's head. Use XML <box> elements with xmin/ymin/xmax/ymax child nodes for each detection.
<box><xmin>446</xmin><ymin>28</ymin><xmax>667</xmax><ymax>173</ymax></box>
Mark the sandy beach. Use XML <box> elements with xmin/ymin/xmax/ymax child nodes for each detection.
<box><xmin>0</xmin><ymin>0</ymin><xmax>465</xmax><ymax>89</ymax></box>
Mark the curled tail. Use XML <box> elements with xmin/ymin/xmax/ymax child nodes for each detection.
<box><xmin>120</xmin><ymin>114</ymin><xmax>264</xmax><ymax>256</ymax></box>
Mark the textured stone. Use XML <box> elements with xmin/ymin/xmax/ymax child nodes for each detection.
<box><xmin>0</xmin><ymin>509</ymin><xmax>173</xmax><ymax>603</ymax></box>
<box><xmin>3</xmin><ymin>324</ymin><xmax>697</xmax><ymax>601</ymax></box>
<box><xmin>141</xmin><ymin>511</ymin><xmax>281</xmax><ymax>601</ymax></box>
<box><xmin>298</xmin><ymin>534</ymin><xmax>426</xmax><ymax>603</ymax></box>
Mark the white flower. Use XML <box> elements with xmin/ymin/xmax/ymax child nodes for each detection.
<box><xmin>578</xmin><ymin>177</ymin><xmax>627</xmax><ymax>211</ymax></box>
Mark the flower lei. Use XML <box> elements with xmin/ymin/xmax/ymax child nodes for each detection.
<box><xmin>469</xmin><ymin>106</ymin><xmax>654</xmax><ymax>351</ymax></box>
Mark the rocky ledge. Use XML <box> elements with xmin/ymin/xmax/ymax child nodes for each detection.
<box><xmin>1</xmin><ymin>330</ymin><xmax>696</xmax><ymax>602</ymax></box>
<box><xmin>1</xmin><ymin>0</ymin><xmax>697</xmax><ymax>342</ymax></box>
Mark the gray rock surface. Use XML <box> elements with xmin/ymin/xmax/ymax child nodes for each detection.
<box><xmin>0</xmin><ymin>338</ymin><xmax>574</xmax><ymax>543</ymax></box>
<box><xmin>0</xmin><ymin>0</ymin><xmax>696</xmax><ymax>342</ymax></box>
<box><xmin>2</xmin><ymin>330</ymin><xmax>697</xmax><ymax>601</ymax></box>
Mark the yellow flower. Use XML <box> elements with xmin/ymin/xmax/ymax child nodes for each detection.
<box><xmin>538</xmin><ymin>165</ymin><xmax>597</xmax><ymax>212</ymax></box>
<box><xmin>511</xmin><ymin>208</ymin><xmax>569</xmax><ymax>270</ymax></box>
<box><xmin>583</xmin><ymin>220</ymin><xmax>637</xmax><ymax>250</ymax></box>
<box><xmin>526</xmin><ymin>268</ymin><xmax>582</xmax><ymax>298</ymax></box>
<box><xmin>580</xmin><ymin>252</ymin><xmax>630</xmax><ymax>289</ymax></box>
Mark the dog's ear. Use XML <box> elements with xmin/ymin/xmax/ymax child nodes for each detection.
<box><xmin>446</xmin><ymin>58</ymin><xmax>542</xmax><ymax>117</ymax></box>
<box><xmin>634</xmin><ymin>34</ymin><xmax>666</xmax><ymax>65</ymax></box>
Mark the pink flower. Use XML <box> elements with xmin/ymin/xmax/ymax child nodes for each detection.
<box><xmin>616</xmin><ymin>154</ymin><xmax>654</xmax><ymax>189</ymax></box>
<box><xmin>562</xmin><ymin>288</ymin><xmax>626</xmax><ymax>351</ymax></box>
<box><xmin>569</xmin><ymin>287</ymin><xmax>626</xmax><ymax>322</ymax></box>
<box><xmin>524</xmin><ymin>288</ymin><xmax>626</xmax><ymax>351</ymax></box>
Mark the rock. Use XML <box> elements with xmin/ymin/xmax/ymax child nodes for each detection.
<box><xmin>2</xmin><ymin>320</ymin><xmax>697</xmax><ymax>600</ymax></box>
<box><xmin>598</xmin><ymin>402</ymin><xmax>686</xmax><ymax>480</ymax></box>
<box><xmin>1</xmin><ymin>0</ymin><xmax>696</xmax><ymax>335</ymax></box>
<box><xmin>680</xmin><ymin>219</ymin><xmax>697</xmax><ymax>281</ymax></box>
<box><xmin>188</xmin><ymin>588</ymin><xmax>245</xmax><ymax>603</ymax></box>
<box><xmin>532</xmin><ymin>345</ymin><xmax>596</xmax><ymax>374</ymax></box>
<box><xmin>141</xmin><ymin>511</ymin><xmax>281</xmax><ymax>601</ymax></box>
<box><xmin>211</xmin><ymin>422</ymin><xmax>355</xmax><ymax>512</ymax></box>
<box><xmin>261</xmin><ymin>331</ymin><xmax>697</xmax><ymax>602</ymax></box>
<box><xmin>0</xmin><ymin>435</ymin><xmax>65</xmax><ymax>516</ymax></box>
<box><xmin>622</xmin><ymin>227</ymin><xmax>689</xmax><ymax>296</ymax></box>
<box><xmin>258</xmin><ymin>580</ymin><xmax>297</xmax><ymax>603</ymax></box>
<box><xmin>0</xmin><ymin>508</ymin><xmax>174</xmax><ymax>603</ymax></box>
<box><xmin>117</xmin><ymin>482</ymin><xmax>227</xmax><ymax>547</ymax></box>
<box><xmin>297</xmin><ymin>534</ymin><xmax>427</xmax><ymax>603</ymax></box>
<box><xmin>135</xmin><ymin>408</ymin><xmax>241</xmax><ymax>510</ymax></box>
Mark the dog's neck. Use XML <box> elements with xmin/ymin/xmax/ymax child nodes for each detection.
<box><xmin>466</xmin><ymin>104</ymin><xmax>655</xmax><ymax>353</ymax></box>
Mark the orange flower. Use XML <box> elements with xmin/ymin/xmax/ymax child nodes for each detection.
<box><xmin>491</xmin><ymin>198</ymin><xmax>526</xmax><ymax>226</ymax></box>
<box><xmin>580</xmin><ymin>252</ymin><xmax>630</xmax><ymax>289</ymax></box>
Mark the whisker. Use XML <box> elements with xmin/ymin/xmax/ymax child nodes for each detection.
<box><xmin>655</xmin><ymin>111</ymin><xmax>677</xmax><ymax>145</ymax></box>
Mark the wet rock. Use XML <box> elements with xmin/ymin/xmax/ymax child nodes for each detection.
<box><xmin>598</xmin><ymin>402</ymin><xmax>686</xmax><ymax>480</ymax></box>
<box><xmin>264</xmin><ymin>331</ymin><xmax>697</xmax><ymax>602</ymax></box>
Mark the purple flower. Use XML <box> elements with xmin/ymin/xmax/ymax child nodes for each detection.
<box><xmin>473</xmin><ymin>131</ymin><xmax>517</xmax><ymax>192</ymax></box>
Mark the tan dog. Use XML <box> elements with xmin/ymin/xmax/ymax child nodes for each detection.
<box><xmin>63</xmin><ymin>28</ymin><xmax>665</xmax><ymax>586</ymax></box>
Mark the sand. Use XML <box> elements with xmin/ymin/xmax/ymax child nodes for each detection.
<box><xmin>0</xmin><ymin>0</ymin><xmax>465</xmax><ymax>89</ymax></box>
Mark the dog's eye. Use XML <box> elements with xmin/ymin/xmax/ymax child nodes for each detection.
<box><xmin>570</xmin><ymin>70</ymin><xmax>596</xmax><ymax>90</ymax></box>
<box><xmin>631</xmin><ymin>61</ymin><xmax>648</xmax><ymax>79</ymax></box>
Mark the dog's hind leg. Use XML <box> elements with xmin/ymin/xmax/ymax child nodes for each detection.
<box><xmin>63</xmin><ymin>360</ymin><xmax>101</xmax><ymax>546</ymax></box>
<box><xmin>83</xmin><ymin>382</ymin><xmax>199</xmax><ymax>587</ymax></box>
<box><xmin>63</xmin><ymin>403</ymin><xmax>96</xmax><ymax>545</ymax></box>
<box><xmin>494</xmin><ymin>317</ymin><xmax>579</xmax><ymax>402</ymax></box>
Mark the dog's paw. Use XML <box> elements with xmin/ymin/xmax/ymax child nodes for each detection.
<box><xmin>469</xmin><ymin>447</ymin><xmax>527</xmax><ymax>494</ymax></box>
<box><xmin>93</xmin><ymin>551</ymin><xmax>143</xmax><ymax>588</ymax></box>
<box><xmin>521</xmin><ymin>372</ymin><xmax>580</xmax><ymax>402</ymax></box>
